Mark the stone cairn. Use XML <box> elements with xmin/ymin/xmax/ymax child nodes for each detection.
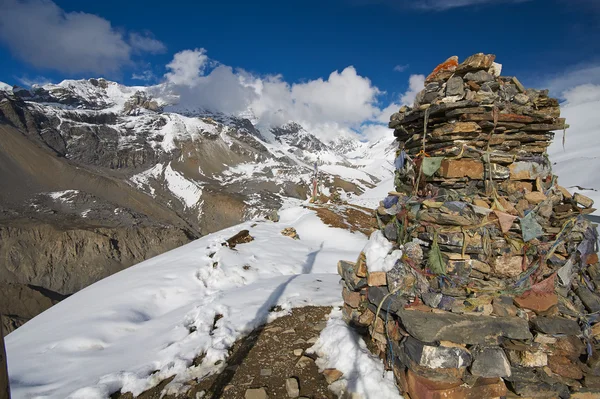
<box><xmin>338</xmin><ymin>54</ymin><xmax>600</xmax><ymax>399</ymax></box>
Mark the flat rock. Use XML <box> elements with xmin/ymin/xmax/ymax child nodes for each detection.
<box><xmin>509</xmin><ymin>161</ymin><xmax>551</xmax><ymax>180</ymax></box>
<box><xmin>464</xmin><ymin>70</ymin><xmax>494</xmax><ymax>83</ymax></box>
<box><xmin>367</xmin><ymin>286</ymin><xmax>407</xmax><ymax>313</ymax></box>
<box><xmin>514</xmin><ymin>290</ymin><xmax>557</xmax><ymax>313</ymax></box>
<box><xmin>338</xmin><ymin>260</ymin><xmax>367</xmax><ymax>291</ymax></box>
<box><xmin>576</xmin><ymin>285</ymin><xmax>600</xmax><ymax>313</ymax></box>
<box><xmin>439</xmin><ymin>159</ymin><xmax>484</xmax><ymax>179</ymax></box>
<box><xmin>342</xmin><ymin>287</ymin><xmax>361</xmax><ymax>308</ymax></box>
<box><xmin>395</xmin><ymin>309</ymin><xmax>533</xmax><ymax>345</ymax></box>
<box><xmin>532</xmin><ymin>316</ymin><xmax>580</xmax><ymax>335</ymax></box>
<box><xmin>425</xmin><ymin>56</ymin><xmax>458</xmax><ymax>83</ymax></box>
<box><xmin>507</xmin><ymin>349</ymin><xmax>548</xmax><ymax>367</ymax></box>
<box><xmin>548</xmin><ymin>355</ymin><xmax>583</xmax><ymax>380</ymax></box>
<box><xmin>406</xmin><ymin>369</ymin><xmax>507</xmax><ymax>399</ymax></box>
<box><xmin>470</xmin><ymin>347</ymin><xmax>511</xmax><ymax>378</ymax></box>
<box><xmin>446</xmin><ymin>76</ymin><xmax>465</xmax><ymax>97</ymax></box>
<box><xmin>492</xmin><ymin>254</ymin><xmax>523</xmax><ymax>278</ymax></box>
<box><xmin>525</xmin><ymin>191</ymin><xmax>547</xmax><ymax>205</ymax></box>
<box><xmin>456</xmin><ymin>53</ymin><xmax>496</xmax><ymax>73</ymax></box>
<box><xmin>403</xmin><ymin>337</ymin><xmax>472</xmax><ymax>369</ymax></box>
<box><xmin>575</xmin><ymin>192</ymin><xmax>595</xmax><ymax>208</ymax></box>
<box><xmin>367</xmin><ymin>271</ymin><xmax>387</xmax><ymax>287</ymax></box>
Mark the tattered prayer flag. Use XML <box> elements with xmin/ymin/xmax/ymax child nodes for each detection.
<box><xmin>519</xmin><ymin>212</ymin><xmax>544</xmax><ymax>242</ymax></box>
<box><xmin>421</xmin><ymin>157</ymin><xmax>444</xmax><ymax>176</ymax></box>
<box><xmin>493</xmin><ymin>210</ymin><xmax>517</xmax><ymax>234</ymax></box>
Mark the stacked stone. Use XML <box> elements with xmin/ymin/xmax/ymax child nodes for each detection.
<box><xmin>338</xmin><ymin>54</ymin><xmax>600</xmax><ymax>399</ymax></box>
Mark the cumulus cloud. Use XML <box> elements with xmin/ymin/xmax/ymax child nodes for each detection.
<box><xmin>393</xmin><ymin>64</ymin><xmax>409</xmax><ymax>72</ymax></box>
<box><xmin>163</xmin><ymin>49</ymin><xmax>383</xmax><ymax>137</ymax></box>
<box><xmin>400</xmin><ymin>74</ymin><xmax>425</xmax><ymax>105</ymax></box>
<box><xmin>0</xmin><ymin>0</ymin><xmax>165</xmax><ymax>74</ymax></box>
<box><xmin>161</xmin><ymin>48</ymin><xmax>423</xmax><ymax>142</ymax></box>
<box><xmin>164</xmin><ymin>49</ymin><xmax>210</xmax><ymax>86</ymax></box>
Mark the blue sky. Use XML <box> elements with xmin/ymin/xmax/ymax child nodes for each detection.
<box><xmin>0</xmin><ymin>0</ymin><xmax>599</xmax><ymax>140</ymax></box>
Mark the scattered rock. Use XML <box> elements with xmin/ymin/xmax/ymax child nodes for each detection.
<box><xmin>323</xmin><ymin>368</ymin><xmax>343</xmax><ymax>384</ymax></box>
<box><xmin>281</xmin><ymin>227</ymin><xmax>300</xmax><ymax>239</ymax></box>
<box><xmin>285</xmin><ymin>377</ymin><xmax>300</xmax><ymax>398</ymax></box>
<box><xmin>296</xmin><ymin>356</ymin><xmax>313</xmax><ymax>368</ymax></box>
<box><xmin>225</xmin><ymin>229</ymin><xmax>254</xmax><ymax>248</ymax></box>
<box><xmin>245</xmin><ymin>388</ymin><xmax>269</xmax><ymax>399</ymax></box>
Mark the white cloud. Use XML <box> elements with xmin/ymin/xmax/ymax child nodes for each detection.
<box><xmin>164</xmin><ymin>49</ymin><xmax>210</xmax><ymax>86</ymax></box>
<box><xmin>161</xmin><ymin>49</ymin><xmax>423</xmax><ymax>142</ymax></box>
<box><xmin>400</xmin><ymin>74</ymin><xmax>425</xmax><ymax>106</ymax></box>
<box><xmin>129</xmin><ymin>32</ymin><xmax>167</xmax><ymax>54</ymax></box>
<box><xmin>393</xmin><ymin>64</ymin><xmax>409</xmax><ymax>72</ymax></box>
<box><xmin>408</xmin><ymin>0</ymin><xmax>529</xmax><ymax>10</ymax></box>
<box><xmin>561</xmin><ymin>83</ymin><xmax>600</xmax><ymax>106</ymax></box>
<box><xmin>163</xmin><ymin>49</ymin><xmax>383</xmax><ymax>139</ymax></box>
<box><xmin>351</xmin><ymin>0</ymin><xmax>530</xmax><ymax>11</ymax></box>
<box><xmin>360</xmin><ymin>123</ymin><xmax>392</xmax><ymax>142</ymax></box>
<box><xmin>0</xmin><ymin>0</ymin><xmax>164</xmax><ymax>74</ymax></box>
<box><xmin>16</xmin><ymin>75</ymin><xmax>52</xmax><ymax>87</ymax></box>
<box><xmin>376</xmin><ymin>102</ymin><xmax>401</xmax><ymax>123</ymax></box>
<box><xmin>131</xmin><ymin>70</ymin><xmax>156</xmax><ymax>81</ymax></box>
<box><xmin>545</xmin><ymin>64</ymin><xmax>600</xmax><ymax>98</ymax></box>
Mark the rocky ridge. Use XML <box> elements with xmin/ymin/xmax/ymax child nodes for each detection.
<box><xmin>339</xmin><ymin>53</ymin><xmax>600</xmax><ymax>398</ymax></box>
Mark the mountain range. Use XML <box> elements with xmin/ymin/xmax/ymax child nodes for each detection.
<box><xmin>0</xmin><ymin>78</ymin><xmax>394</xmax><ymax>334</ymax></box>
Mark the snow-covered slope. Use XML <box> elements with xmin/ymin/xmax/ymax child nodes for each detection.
<box><xmin>5</xmin><ymin>202</ymin><xmax>397</xmax><ymax>399</ymax></box>
<box><xmin>548</xmin><ymin>86</ymin><xmax>600</xmax><ymax>215</ymax></box>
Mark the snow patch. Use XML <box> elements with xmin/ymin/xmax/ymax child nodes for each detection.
<box><xmin>129</xmin><ymin>163</ymin><xmax>164</xmax><ymax>196</ymax></box>
<box><xmin>164</xmin><ymin>163</ymin><xmax>203</xmax><ymax>208</ymax></box>
<box><xmin>47</xmin><ymin>190</ymin><xmax>79</xmax><ymax>201</ymax></box>
<box><xmin>0</xmin><ymin>81</ymin><xmax>13</xmax><ymax>94</ymax></box>
<box><xmin>363</xmin><ymin>230</ymin><xmax>402</xmax><ymax>272</ymax></box>
<box><xmin>308</xmin><ymin>308</ymin><xmax>402</xmax><ymax>399</ymax></box>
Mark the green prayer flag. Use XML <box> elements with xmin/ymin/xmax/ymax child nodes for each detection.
<box><xmin>421</xmin><ymin>157</ymin><xmax>444</xmax><ymax>176</ymax></box>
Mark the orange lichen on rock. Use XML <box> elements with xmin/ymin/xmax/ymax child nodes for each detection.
<box><xmin>425</xmin><ymin>56</ymin><xmax>458</xmax><ymax>83</ymax></box>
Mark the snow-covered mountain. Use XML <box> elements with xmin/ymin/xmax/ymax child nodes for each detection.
<box><xmin>0</xmin><ymin>78</ymin><xmax>395</xmax><ymax>334</ymax></box>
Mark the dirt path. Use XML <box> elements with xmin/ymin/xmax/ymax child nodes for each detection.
<box><xmin>115</xmin><ymin>307</ymin><xmax>336</xmax><ymax>399</ymax></box>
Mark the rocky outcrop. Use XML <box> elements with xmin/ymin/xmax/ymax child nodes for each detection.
<box><xmin>0</xmin><ymin>223</ymin><xmax>190</xmax><ymax>296</ymax></box>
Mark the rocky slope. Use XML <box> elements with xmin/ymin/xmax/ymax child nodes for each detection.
<box><xmin>0</xmin><ymin>79</ymin><xmax>393</xmax><ymax>334</ymax></box>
